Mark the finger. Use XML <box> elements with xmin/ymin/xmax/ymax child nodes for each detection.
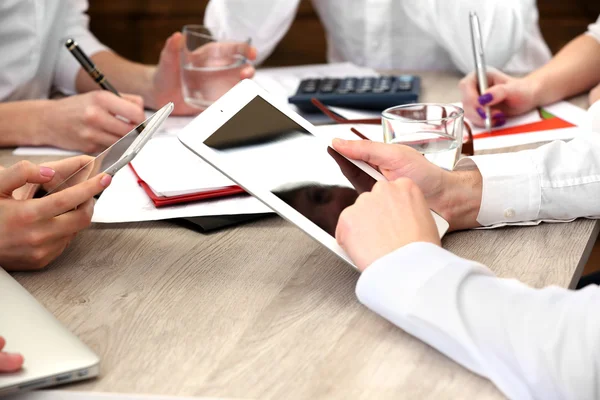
<box><xmin>477</xmin><ymin>84</ymin><xmax>510</xmax><ymax>107</ymax></box>
<box><xmin>240</xmin><ymin>65</ymin><xmax>255</xmax><ymax>80</ymax></box>
<box><xmin>0</xmin><ymin>161</ymin><xmax>55</xmax><ymax>197</ymax></box>
<box><xmin>0</xmin><ymin>352</ymin><xmax>24</xmax><ymax>372</ymax></box>
<box><xmin>29</xmin><ymin>199</ymin><xmax>95</xmax><ymax>245</ymax></box>
<box><xmin>332</xmin><ymin>138</ymin><xmax>409</xmax><ymax>168</ymax></box>
<box><xmin>85</xmin><ymin>104</ymin><xmax>139</xmax><ymax>137</ymax></box>
<box><xmin>0</xmin><ymin>337</ymin><xmax>5</xmax><ymax>351</ymax></box>
<box><xmin>82</xmin><ymin>127</ymin><xmax>124</xmax><ymax>150</ymax></box>
<box><xmin>122</xmin><ymin>93</ymin><xmax>144</xmax><ymax>109</ymax></box>
<box><xmin>33</xmin><ymin>174</ymin><xmax>112</xmax><ymax>219</ymax></box>
<box><xmin>247</xmin><ymin>45</ymin><xmax>258</xmax><ymax>61</ymax></box>
<box><xmin>162</xmin><ymin>32</ymin><xmax>182</xmax><ymax>66</ymax></box>
<box><xmin>94</xmin><ymin>91</ymin><xmax>145</xmax><ymax>125</ymax></box>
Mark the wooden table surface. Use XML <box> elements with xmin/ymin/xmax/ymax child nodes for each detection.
<box><xmin>5</xmin><ymin>71</ymin><xmax>598</xmax><ymax>399</ymax></box>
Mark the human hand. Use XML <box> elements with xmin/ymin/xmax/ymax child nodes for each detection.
<box><xmin>42</xmin><ymin>91</ymin><xmax>145</xmax><ymax>154</ymax></box>
<box><xmin>0</xmin><ymin>160</ymin><xmax>111</xmax><ymax>271</ymax></box>
<box><xmin>459</xmin><ymin>67</ymin><xmax>538</xmax><ymax>128</ymax></box>
<box><xmin>589</xmin><ymin>82</ymin><xmax>600</xmax><ymax>105</ymax></box>
<box><xmin>336</xmin><ymin>179</ymin><xmax>441</xmax><ymax>271</ymax></box>
<box><xmin>150</xmin><ymin>32</ymin><xmax>257</xmax><ymax>116</ymax></box>
<box><xmin>0</xmin><ymin>336</ymin><xmax>23</xmax><ymax>373</ymax></box>
<box><xmin>332</xmin><ymin>138</ymin><xmax>482</xmax><ymax>231</ymax></box>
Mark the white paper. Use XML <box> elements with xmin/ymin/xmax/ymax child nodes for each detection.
<box><xmin>130</xmin><ymin>136</ymin><xmax>234</xmax><ymax>197</ymax></box>
<box><xmin>7</xmin><ymin>391</ymin><xmax>222</xmax><ymax>400</ymax></box>
<box><xmin>12</xmin><ymin>147</ymin><xmax>82</xmax><ymax>156</ymax></box>
<box><xmin>92</xmin><ymin>165</ymin><xmax>269</xmax><ymax>224</ymax></box>
<box><xmin>461</xmin><ymin>100</ymin><xmax>591</xmax><ymax>151</ymax></box>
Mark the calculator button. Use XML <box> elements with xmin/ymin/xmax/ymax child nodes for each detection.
<box><xmin>356</xmin><ymin>77</ymin><xmax>375</xmax><ymax>93</ymax></box>
<box><xmin>299</xmin><ymin>79</ymin><xmax>320</xmax><ymax>94</ymax></box>
<box><xmin>319</xmin><ymin>78</ymin><xmax>340</xmax><ymax>94</ymax></box>
<box><xmin>395</xmin><ymin>75</ymin><xmax>413</xmax><ymax>92</ymax></box>
<box><xmin>336</xmin><ymin>78</ymin><xmax>357</xmax><ymax>94</ymax></box>
<box><xmin>373</xmin><ymin>76</ymin><xmax>393</xmax><ymax>93</ymax></box>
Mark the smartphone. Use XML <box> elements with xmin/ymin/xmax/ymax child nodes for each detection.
<box><xmin>43</xmin><ymin>102</ymin><xmax>174</xmax><ymax>196</ymax></box>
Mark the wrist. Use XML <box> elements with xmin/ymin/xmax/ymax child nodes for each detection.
<box><xmin>143</xmin><ymin>66</ymin><xmax>159</xmax><ymax>110</ymax></box>
<box><xmin>522</xmin><ymin>72</ymin><xmax>548</xmax><ymax>108</ymax></box>
<box><xmin>432</xmin><ymin>169</ymin><xmax>482</xmax><ymax>231</ymax></box>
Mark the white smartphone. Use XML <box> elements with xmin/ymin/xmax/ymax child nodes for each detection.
<box><xmin>44</xmin><ymin>102</ymin><xmax>173</xmax><ymax>196</ymax></box>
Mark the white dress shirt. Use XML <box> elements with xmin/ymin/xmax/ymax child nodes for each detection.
<box><xmin>204</xmin><ymin>0</ymin><xmax>552</xmax><ymax>74</ymax></box>
<box><xmin>0</xmin><ymin>0</ymin><xmax>107</xmax><ymax>101</ymax></box>
<box><xmin>356</xmin><ymin>99</ymin><xmax>600</xmax><ymax>396</ymax></box>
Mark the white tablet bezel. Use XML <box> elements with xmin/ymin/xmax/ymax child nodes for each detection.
<box><xmin>178</xmin><ymin>79</ymin><xmax>449</xmax><ymax>269</ymax></box>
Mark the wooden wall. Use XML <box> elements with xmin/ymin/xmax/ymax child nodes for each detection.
<box><xmin>88</xmin><ymin>0</ymin><xmax>599</xmax><ymax>67</ymax></box>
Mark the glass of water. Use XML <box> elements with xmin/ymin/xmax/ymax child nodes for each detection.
<box><xmin>180</xmin><ymin>25</ymin><xmax>251</xmax><ymax>109</ymax></box>
<box><xmin>382</xmin><ymin>103</ymin><xmax>466</xmax><ymax>166</ymax></box>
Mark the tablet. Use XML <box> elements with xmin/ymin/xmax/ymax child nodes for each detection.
<box><xmin>178</xmin><ymin>80</ymin><xmax>449</xmax><ymax>269</ymax></box>
<box><xmin>44</xmin><ymin>102</ymin><xmax>173</xmax><ymax>196</ymax></box>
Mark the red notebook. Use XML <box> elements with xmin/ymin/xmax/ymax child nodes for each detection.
<box><xmin>128</xmin><ymin>164</ymin><xmax>246</xmax><ymax>208</ymax></box>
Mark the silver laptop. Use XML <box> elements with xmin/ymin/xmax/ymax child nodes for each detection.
<box><xmin>0</xmin><ymin>268</ymin><xmax>99</xmax><ymax>396</ymax></box>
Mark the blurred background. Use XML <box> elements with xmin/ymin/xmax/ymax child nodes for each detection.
<box><xmin>89</xmin><ymin>0</ymin><xmax>600</xmax><ymax>67</ymax></box>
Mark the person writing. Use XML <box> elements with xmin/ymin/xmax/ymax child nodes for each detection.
<box><xmin>460</xmin><ymin>14</ymin><xmax>600</xmax><ymax>127</ymax></box>
<box><xmin>0</xmin><ymin>0</ymin><xmax>256</xmax><ymax>153</ymax></box>
<box><xmin>204</xmin><ymin>0</ymin><xmax>550</xmax><ymax>74</ymax></box>
<box><xmin>329</xmin><ymin>130</ymin><xmax>600</xmax><ymax>399</ymax></box>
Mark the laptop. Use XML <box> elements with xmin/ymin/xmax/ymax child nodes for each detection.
<box><xmin>0</xmin><ymin>268</ymin><xmax>99</xmax><ymax>396</ymax></box>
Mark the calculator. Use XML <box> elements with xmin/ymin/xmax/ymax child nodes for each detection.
<box><xmin>288</xmin><ymin>75</ymin><xmax>420</xmax><ymax>112</ymax></box>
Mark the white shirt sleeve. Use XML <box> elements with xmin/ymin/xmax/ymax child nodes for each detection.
<box><xmin>454</xmin><ymin>132</ymin><xmax>600</xmax><ymax>226</ymax></box>
<box><xmin>400</xmin><ymin>0</ymin><xmax>536</xmax><ymax>74</ymax></box>
<box><xmin>586</xmin><ymin>15</ymin><xmax>600</xmax><ymax>43</ymax></box>
<box><xmin>53</xmin><ymin>0</ymin><xmax>109</xmax><ymax>94</ymax></box>
<box><xmin>204</xmin><ymin>0</ymin><xmax>301</xmax><ymax>65</ymax></box>
<box><xmin>357</xmin><ymin>242</ymin><xmax>600</xmax><ymax>399</ymax></box>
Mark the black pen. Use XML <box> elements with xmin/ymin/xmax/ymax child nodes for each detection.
<box><xmin>65</xmin><ymin>38</ymin><xmax>120</xmax><ymax>97</ymax></box>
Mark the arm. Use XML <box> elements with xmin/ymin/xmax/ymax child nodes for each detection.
<box><xmin>525</xmin><ymin>32</ymin><xmax>600</xmax><ymax>106</ymax></box>
<box><xmin>204</xmin><ymin>0</ymin><xmax>300</xmax><ymax>65</ymax></box>
<box><xmin>0</xmin><ymin>100</ymin><xmax>50</xmax><ymax>146</ymax></box>
<box><xmin>357</xmin><ymin>243</ymin><xmax>600</xmax><ymax>399</ymax></box>
<box><xmin>460</xmin><ymin>16</ymin><xmax>600</xmax><ymax>126</ymax></box>
<box><xmin>400</xmin><ymin>0</ymin><xmax>537</xmax><ymax>74</ymax></box>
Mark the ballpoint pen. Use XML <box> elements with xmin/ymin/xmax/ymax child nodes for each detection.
<box><xmin>65</xmin><ymin>38</ymin><xmax>120</xmax><ymax>97</ymax></box>
<box><xmin>469</xmin><ymin>11</ymin><xmax>492</xmax><ymax>132</ymax></box>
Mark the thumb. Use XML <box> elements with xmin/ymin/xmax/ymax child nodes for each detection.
<box><xmin>332</xmin><ymin>138</ymin><xmax>417</xmax><ymax>169</ymax></box>
<box><xmin>0</xmin><ymin>161</ymin><xmax>55</xmax><ymax>197</ymax></box>
<box><xmin>160</xmin><ymin>32</ymin><xmax>182</xmax><ymax>69</ymax></box>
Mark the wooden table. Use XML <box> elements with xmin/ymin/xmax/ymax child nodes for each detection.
<box><xmin>6</xmin><ymin>72</ymin><xmax>598</xmax><ymax>399</ymax></box>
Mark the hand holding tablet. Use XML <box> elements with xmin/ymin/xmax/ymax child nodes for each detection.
<box><xmin>178</xmin><ymin>79</ymin><xmax>449</xmax><ymax>269</ymax></box>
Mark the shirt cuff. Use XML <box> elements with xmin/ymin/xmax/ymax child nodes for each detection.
<box><xmin>456</xmin><ymin>152</ymin><xmax>541</xmax><ymax>226</ymax></box>
<box><xmin>54</xmin><ymin>34</ymin><xmax>110</xmax><ymax>95</ymax></box>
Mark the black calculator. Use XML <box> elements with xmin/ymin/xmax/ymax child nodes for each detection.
<box><xmin>288</xmin><ymin>75</ymin><xmax>420</xmax><ymax>112</ymax></box>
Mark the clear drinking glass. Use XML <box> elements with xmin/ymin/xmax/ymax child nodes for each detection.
<box><xmin>180</xmin><ymin>25</ymin><xmax>250</xmax><ymax>109</ymax></box>
<box><xmin>382</xmin><ymin>103</ymin><xmax>465</xmax><ymax>167</ymax></box>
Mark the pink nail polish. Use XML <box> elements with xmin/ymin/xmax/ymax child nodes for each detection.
<box><xmin>100</xmin><ymin>175</ymin><xmax>112</xmax><ymax>187</ymax></box>
<box><xmin>40</xmin><ymin>166</ymin><xmax>55</xmax><ymax>177</ymax></box>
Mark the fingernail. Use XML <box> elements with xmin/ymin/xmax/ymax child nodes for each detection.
<box><xmin>478</xmin><ymin>93</ymin><xmax>493</xmax><ymax>105</ymax></box>
<box><xmin>494</xmin><ymin>119</ymin><xmax>506</xmax><ymax>127</ymax></box>
<box><xmin>100</xmin><ymin>175</ymin><xmax>112</xmax><ymax>187</ymax></box>
<box><xmin>493</xmin><ymin>111</ymin><xmax>505</xmax><ymax>120</ymax></box>
<box><xmin>476</xmin><ymin>107</ymin><xmax>486</xmax><ymax>119</ymax></box>
<box><xmin>40</xmin><ymin>166</ymin><xmax>55</xmax><ymax>177</ymax></box>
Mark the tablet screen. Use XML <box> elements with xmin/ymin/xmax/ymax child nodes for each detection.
<box><xmin>204</xmin><ymin>96</ymin><xmax>377</xmax><ymax>236</ymax></box>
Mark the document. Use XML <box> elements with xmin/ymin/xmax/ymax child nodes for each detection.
<box><xmin>463</xmin><ymin>100</ymin><xmax>590</xmax><ymax>151</ymax></box>
<box><xmin>7</xmin><ymin>391</ymin><xmax>234</xmax><ymax>400</ymax></box>
<box><xmin>92</xmin><ymin>163</ymin><xmax>269</xmax><ymax>224</ymax></box>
